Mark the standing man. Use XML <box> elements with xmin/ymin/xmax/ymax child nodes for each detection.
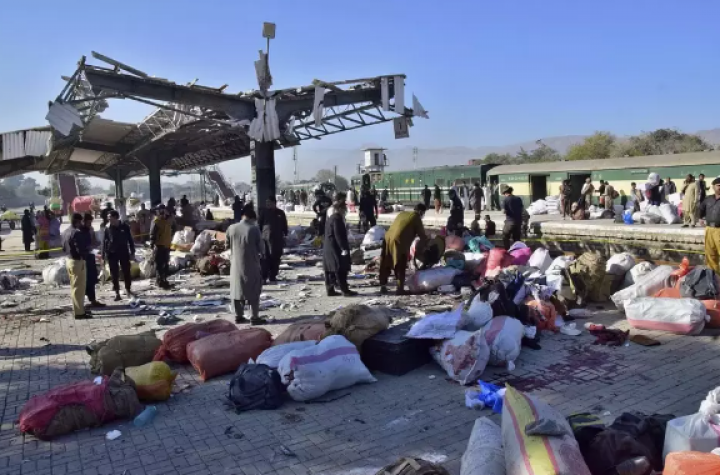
<box><xmin>226</xmin><ymin>207</ymin><xmax>266</xmax><ymax>325</ymax></box>
<box><xmin>312</xmin><ymin>188</ymin><xmax>332</xmax><ymax>237</ymax></box>
<box><xmin>258</xmin><ymin>197</ymin><xmax>288</xmax><ymax>284</ymax></box>
<box><xmin>358</xmin><ymin>186</ymin><xmax>377</xmax><ymax>233</ymax></box>
<box><xmin>630</xmin><ymin>182</ymin><xmax>643</xmax><ymax>212</ymax></box>
<box><xmin>82</xmin><ymin>213</ymin><xmax>105</xmax><ymax>309</ymax></box>
<box><xmin>698</xmin><ymin>173</ymin><xmax>709</xmax><ymax>205</ymax></box>
<box><xmin>166</xmin><ymin>197</ymin><xmax>177</xmax><ymax>217</ymax></box>
<box><xmin>700</xmin><ymin>178</ymin><xmax>720</xmax><ymax>274</ymax></box>
<box><xmin>603</xmin><ymin>181</ymin><xmax>615</xmax><ymax>211</ymax></box>
<box><xmin>491</xmin><ymin>181</ymin><xmax>502</xmax><ymax>211</ymax></box>
<box><xmin>136</xmin><ymin>203</ymin><xmax>151</xmax><ymax>237</ymax></box>
<box><xmin>299</xmin><ymin>188</ymin><xmax>308</xmax><ymax>208</ymax></box>
<box><xmin>21</xmin><ymin>209</ymin><xmax>34</xmax><ymax>252</ymax></box>
<box><xmin>380</xmin><ymin>187</ymin><xmax>389</xmax><ymax>206</ymax></box>
<box><xmin>422</xmin><ymin>185</ymin><xmax>431</xmax><ymax>210</ymax></box>
<box><xmin>379</xmin><ymin>204</ymin><xmax>428</xmax><ymax>295</ymax></box>
<box><xmin>232</xmin><ymin>195</ymin><xmax>244</xmax><ymax>222</ymax></box>
<box><xmin>150</xmin><ymin>205</ymin><xmax>175</xmax><ymax>289</ymax></box>
<box><xmin>560</xmin><ymin>180</ymin><xmax>572</xmax><ymax>219</ymax></box>
<box><xmin>597</xmin><ymin>180</ymin><xmax>606</xmax><ymax>209</ymax></box>
<box><xmin>103</xmin><ymin>210</ymin><xmax>135</xmax><ymax>301</ymax></box>
<box><xmin>433</xmin><ymin>185</ymin><xmax>442</xmax><ymax>214</ymax></box>
<box><xmin>470</xmin><ymin>183</ymin><xmax>483</xmax><ymax>221</ymax></box>
<box><xmin>501</xmin><ymin>186</ymin><xmax>524</xmax><ymax>249</ymax></box>
<box><xmin>62</xmin><ymin>213</ymin><xmax>91</xmax><ymax>320</ymax></box>
<box><xmin>682</xmin><ymin>174</ymin><xmax>698</xmax><ymax>228</ymax></box>
<box><xmin>446</xmin><ymin>188</ymin><xmax>464</xmax><ymax>236</ymax></box>
<box><xmin>581</xmin><ymin>178</ymin><xmax>595</xmax><ymax>209</ymax></box>
<box><xmin>323</xmin><ymin>193</ymin><xmax>357</xmax><ymax>297</ymax></box>
<box><xmin>664</xmin><ymin>176</ymin><xmax>677</xmax><ymax>198</ymax></box>
<box><xmin>100</xmin><ymin>202</ymin><xmax>113</xmax><ymax>228</ymax></box>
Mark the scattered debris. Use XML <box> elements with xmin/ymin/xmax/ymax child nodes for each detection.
<box><xmin>105</xmin><ymin>430</ymin><xmax>122</xmax><ymax>441</ymax></box>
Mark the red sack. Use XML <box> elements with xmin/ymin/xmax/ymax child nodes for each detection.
<box><xmin>153</xmin><ymin>319</ymin><xmax>238</xmax><ymax>363</ymax></box>
<box><xmin>664</xmin><ymin>451</ymin><xmax>720</xmax><ymax>475</ymax></box>
<box><xmin>486</xmin><ymin>248</ymin><xmax>511</xmax><ymax>271</ymax></box>
<box><xmin>187</xmin><ymin>328</ymin><xmax>272</xmax><ymax>381</ymax></box>
<box><xmin>273</xmin><ymin>321</ymin><xmax>326</xmax><ymax>346</ymax></box>
<box><xmin>655</xmin><ymin>286</ymin><xmax>720</xmax><ymax>328</ymax></box>
<box><xmin>445</xmin><ymin>235</ymin><xmax>465</xmax><ymax>252</ymax></box>
<box><xmin>19</xmin><ymin>371</ymin><xmax>141</xmax><ymax>440</ymax></box>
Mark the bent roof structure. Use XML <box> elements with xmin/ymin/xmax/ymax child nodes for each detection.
<box><xmin>0</xmin><ymin>51</ymin><xmax>424</xmax><ymax>181</ymax></box>
<box><xmin>487</xmin><ymin>150</ymin><xmax>720</xmax><ymax>176</ymax></box>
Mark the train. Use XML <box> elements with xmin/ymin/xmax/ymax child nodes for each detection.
<box><xmin>350</xmin><ymin>150</ymin><xmax>720</xmax><ymax>207</ymax></box>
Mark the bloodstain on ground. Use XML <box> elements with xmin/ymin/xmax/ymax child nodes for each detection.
<box><xmin>492</xmin><ymin>345</ymin><xmax>626</xmax><ymax>392</ymax></box>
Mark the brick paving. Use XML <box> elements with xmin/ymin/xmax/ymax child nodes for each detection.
<box><xmin>0</xmin><ymin>231</ymin><xmax>717</xmax><ymax>474</ymax></box>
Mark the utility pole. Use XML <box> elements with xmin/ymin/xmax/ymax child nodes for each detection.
<box><xmin>413</xmin><ymin>147</ymin><xmax>418</xmax><ymax>170</ymax></box>
<box><xmin>293</xmin><ymin>146</ymin><xmax>298</xmax><ymax>184</ymax></box>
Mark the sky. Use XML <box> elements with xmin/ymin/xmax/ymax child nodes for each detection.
<box><xmin>2</xmin><ymin>0</ymin><xmax>720</xmax><ymax>186</ymax></box>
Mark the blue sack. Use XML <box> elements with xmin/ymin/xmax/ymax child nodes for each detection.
<box><xmin>623</xmin><ymin>210</ymin><xmax>633</xmax><ymax>225</ymax></box>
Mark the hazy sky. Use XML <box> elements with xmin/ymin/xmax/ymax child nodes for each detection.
<box><xmin>2</xmin><ymin>0</ymin><xmax>720</xmax><ymax>185</ymax></box>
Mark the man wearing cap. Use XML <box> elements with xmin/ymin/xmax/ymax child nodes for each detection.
<box><xmin>62</xmin><ymin>213</ymin><xmax>92</xmax><ymax>319</ymax></box>
<box><xmin>150</xmin><ymin>205</ymin><xmax>176</xmax><ymax>289</ymax></box>
<box><xmin>700</xmin><ymin>177</ymin><xmax>720</xmax><ymax>274</ymax></box>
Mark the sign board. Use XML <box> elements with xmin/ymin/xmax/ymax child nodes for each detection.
<box><xmin>502</xmin><ymin>174</ymin><xmax>529</xmax><ymax>183</ymax></box>
<box><xmin>393</xmin><ymin>117</ymin><xmax>410</xmax><ymax>139</ymax></box>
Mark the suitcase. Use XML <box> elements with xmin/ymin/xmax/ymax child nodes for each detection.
<box><xmin>361</xmin><ymin>320</ymin><xmax>433</xmax><ymax>376</ymax></box>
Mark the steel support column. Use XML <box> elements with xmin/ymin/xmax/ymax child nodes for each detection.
<box><xmin>251</xmin><ymin>140</ymin><xmax>275</xmax><ymax>210</ymax></box>
<box><xmin>147</xmin><ymin>159</ymin><xmax>162</xmax><ymax>207</ymax></box>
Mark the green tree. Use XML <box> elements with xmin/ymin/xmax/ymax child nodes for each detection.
<box><xmin>315</xmin><ymin>169</ymin><xmax>349</xmax><ymax>191</ymax></box>
<box><xmin>612</xmin><ymin>129</ymin><xmax>711</xmax><ymax>157</ymax></box>
<box><xmin>77</xmin><ymin>178</ymin><xmax>91</xmax><ymax>195</ymax></box>
<box><xmin>565</xmin><ymin>132</ymin><xmax>616</xmax><ymax>161</ymax></box>
<box><xmin>482</xmin><ymin>152</ymin><xmax>517</xmax><ymax>165</ymax></box>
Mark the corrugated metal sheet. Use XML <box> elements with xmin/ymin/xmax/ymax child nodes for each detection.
<box><xmin>24</xmin><ymin>131</ymin><xmax>51</xmax><ymax>156</ymax></box>
<box><xmin>45</xmin><ymin>101</ymin><xmax>83</xmax><ymax>136</ymax></box>
<box><xmin>1</xmin><ymin>132</ymin><xmax>25</xmax><ymax>160</ymax></box>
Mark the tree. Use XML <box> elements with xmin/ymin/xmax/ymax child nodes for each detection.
<box><xmin>612</xmin><ymin>129</ymin><xmax>711</xmax><ymax>157</ymax></box>
<box><xmin>77</xmin><ymin>178</ymin><xmax>91</xmax><ymax>195</ymax></box>
<box><xmin>565</xmin><ymin>132</ymin><xmax>616</xmax><ymax>161</ymax></box>
<box><xmin>16</xmin><ymin>177</ymin><xmax>38</xmax><ymax>199</ymax></box>
<box><xmin>315</xmin><ymin>169</ymin><xmax>349</xmax><ymax>191</ymax></box>
<box><xmin>482</xmin><ymin>152</ymin><xmax>517</xmax><ymax>165</ymax></box>
<box><xmin>517</xmin><ymin>143</ymin><xmax>562</xmax><ymax>163</ymax></box>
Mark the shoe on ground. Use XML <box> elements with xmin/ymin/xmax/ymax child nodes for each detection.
<box><xmin>250</xmin><ymin>317</ymin><xmax>268</xmax><ymax>326</ymax></box>
<box><xmin>682</xmin><ymin>224</ymin><xmax>689</xmax><ymax>228</ymax></box>
<box><xmin>235</xmin><ymin>317</ymin><xmax>250</xmax><ymax>324</ymax></box>
<box><xmin>326</xmin><ymin>288</ymin><xmax>340</xmax><ymax>297</ymax></box>
<box><xmin>89</xmin><ymin>301</ymin><xmax>106</xmax><ymax>308</ymax></box>
<box><xmin>342</xmin><ymin>290</ymin><xmax>358</xmax><ymax>297</ymax></box>
<box><xmin>379</xmin><ymin>286</ymin><xmax>389</xmax><ymax>295</ymax></box>
<box><xmin>395</xmin><ymin>288</ymin><xmax>408</xmax><ymax>296</ymax></box>
<box><xmin>114</xmin><ymin>294</ymin><xmax>122</xmax><ymax>302</ymax></box>
<box><xmin>75</xmin><ymin>314</ymin><xmax>93</xmax><ymax>320</ymax></box>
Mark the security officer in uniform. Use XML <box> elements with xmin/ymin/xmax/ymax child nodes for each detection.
<box><xmin>700</xmin><ymin>177</ymin><xmax>720</xmax><ymax>274</ymax></box>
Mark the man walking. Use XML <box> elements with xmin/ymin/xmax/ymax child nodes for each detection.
<box><xmin>422</xmin><ymin>185</ymin><xmax>431</xmax><ymax>210</ymax></box>
<box><xmin>701</xmin><ymin>178</ymin><xmax>720</xmax><ymax>274</ymax></box>
<box><xmin>663</xmin><ymin>176</ymin><xmax>677</xmax><ymax>198</ymax></box>
<box><xmin>232</xmin><ymin>196</ymin><xmax>244</xmax><ymax>222</ymax></box>
<box><xmin>226</xmin><ymin>207</ymin><xmax>266</xmax><ymax>325</ymax></box>
<box><xmin>258</xmin><ymin>196</ymin><xmax>288</xmax><ymax>283</ymax></box>
<box><xmin>501</xmin><ymin>186</ymin><xmax>524</xmax><ymax>249</ymax></box>
<box><xmin>358</xmin><ymin>186</ymin><xmax>377</xmax><ymax>233</ymax></box>
<box><xmin>698</xmin><ymin>173</ymin><xmax>709</xmax><ymax>205</ymax></box>
<box><xmin>323</xmin><ymin>193</ymin><xmax>357</xmax><ymax>297</ymax></box>
<box><xmin>82</xmin><ymin>213</ymin><xmax>105</xmax><ymax>309</ymax></box>
<box><xmin>103</xmin><ymin>210</ymin><xmax>136</xmax><ymax>301</ymax></box>
<box><xmin>379</xmin><ymin>204</ymin><xmax>428</xmax><ymax>295</ymax></box>
<box><xmin>470</xmin><ymin>182</ymin><xmax>483</xmax><ymax>221</ymax></box>
<box><xmin>603</xmin><ymin>181</ymin><xmax>615</xmax><ymax>211</ymax></box>
<box><xmin>150</xmin><ymin>205</ymin><xmax>175</xmax><ymax>289</ymax></box>
<box><xmin>21</xmin><ymin>209</ymin><xmax>34</xmax><ymax>252</ymax></box>
<box><xmin>433</xmin><ymin>185</ymin><xmax>442</xmax><ymax>214</ymax></box>
<box><xmin>62</xmin><ymin>213</ymin><xmax>91</xmax><ymax>319</ymax></box>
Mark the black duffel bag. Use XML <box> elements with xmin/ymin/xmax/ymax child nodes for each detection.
<box><xmin>226</xmin><ymin>363</ymin><xmax>284</xmax><ymax>412</ymax></box>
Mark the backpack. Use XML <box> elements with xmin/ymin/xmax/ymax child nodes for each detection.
<box><xmin>612</xmin><ymin>189</ymin><xmax>620</xmax><ymax>199</ymax></box>
<box><xmin>226</xmin><ymin>364</ymin><xmax>285</xmax><ymax>412</ymax></box>
<box><xmin>375</xmin><ymin>458</ymin><xmax>450</xmax><ymax>475</ymax></box>
<box><xmin>568</xmin><ymin>253</ymin><xmax>607</xmax><ymax>304</ymax></box>
<box><xmin>681</xmin><ymin>266</ymin><xmax>719</xmax><ymax>299</ymax></box>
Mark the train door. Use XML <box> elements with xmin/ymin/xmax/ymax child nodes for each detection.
<box><xmin>530</xmin><ymin>175</ymin><xmax>548</xmax><ymax>201</ymax></box>
<box><xmin>569</xmin><ymin>173</ymin><xmax>590</xmax><ymax>203</ymax></box>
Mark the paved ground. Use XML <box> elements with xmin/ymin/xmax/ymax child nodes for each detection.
<box><xmin>0</xmin><ymin>223</ymin><xmax>718</xmax><ymax>475</ymax></box>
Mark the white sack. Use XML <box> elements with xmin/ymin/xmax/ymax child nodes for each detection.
<box><xmin>406</xmin><ymin>305</ymin><xmax>463</xmax><ymax>340</ymax></box>
<box><xmin>42</xmin><ymin>259</ymin><xmax>69</xmax><ymax>286</ymax></box>
<box><xmin>625</xmin><ymin>297</ymin><xmax>708</xmax><ymax>335</ymax></box>
<box><xmin>611</xmin><ymin>265</ymin><xmax>674</xmax><ymax>311</ymax></box>
<box><xmin>407</xmin><ymin>267</ymin><xmax>461</xmax><ymax>293</ymax></box>
<box><xmin>139</xmin><ymin>258</ymin><xmax>156</xmax><ymax>279</ymax></box>
<box><xmin>528</xmin><ymin>248</ymin><xmax>552</xmax><ymax>273</ymax></box>
<box><xmin>664</xmin><ymin>386</ymin><xmax>720</xmax><ymax>458</ymax></box>
<box><xmin>190</xmin><ymin>230</ymin><xmax>214</xmax><ymax>257</ymax></box>
<box><xmin>624</xmin><ymin>261</ymin><xmax>656</xmax><ymax>288</ymax></box>
<box><xmin>463</xmin><ymin>297</ymin><xmax>493</xmax><ymax>331</ymax></box>
<box><xmin>461</xmin><ymin>418</ymin><xmax>505</xmax><ymax>475</ymax></box>
<box><xmin>277</xmin><ymin>335</ymin><xmax>376</xmax><ymax>401</ymax></box>
<box><xmin>606</xmin><ymin>252</ymin><xmax>636</xmax><ymax>275</ymax></box>
<box><xmin>362</xmin><ymin>226</ymin><xmax>386</xmax><ymax>246</ymax></box>
<box><xmin>659</xmin><ymin>203</ymin><xmax>680</xmax><ymax>224</ymax></box>
<box><xmin>546</xmin><ymin>256</ymin><xmax>573</xmax><ymax>275</ymax></box>
<box><xmin>482</xmin><ymin>316</ymin><xmax>524</xmax><ymax>370</ymax></box>
<box><xmin>256</xmin><ymin>341</ymin><xmax>317</xmax><ymax>369</ymax></box>
<box><xmin>430</xmin><ymin>330</ymin><xmax>489</xmax><ymax>385</ymax></box>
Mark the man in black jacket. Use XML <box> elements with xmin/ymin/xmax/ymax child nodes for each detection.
<box><xmin>103</xmin><ymin>210</ymin><xmax>136</xmax><ymax>301</ymax></box>
<box><xmin>422</xmin><ymin>185</ymin><xmax>431</xmax><ymax>210</ymax></box>
<box><xmin>358</xmin><ymin>186</ymin><xmax>377</xmax><ymax>233</ymax></box>
<box><xmin>258</xmin><ymin>197</ymin><xmax>288</xmax><ymax>283</ymax></box>
<box><xmin>323</xmin><ymin>194</ymin><xmax>357</xmax><ymax>297</ymax></box>
<box><xmin>312</xmin><ymin>189</ymin><xmax>332</xmax><ymax>236</ymax></box>
<box><xmin>502</xmin><ymin>186</ymin><xmax>524</xmax><ymax>249</ymax></box>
